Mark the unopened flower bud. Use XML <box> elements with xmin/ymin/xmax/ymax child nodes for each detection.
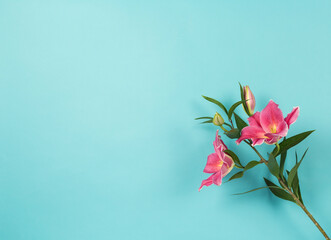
<box><xmin>213</xmin><ymin>112</ymin><xmax>224</xmax><ymax>126</ymax></box>
<box><xmin>243</xmin><ymin>86</ymin><xmax>256</xmax><ymax>116</ymax></box>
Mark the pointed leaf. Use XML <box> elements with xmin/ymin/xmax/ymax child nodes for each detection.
<box><xmin>264</xmin><ymin>178</ymin><xmax>295</xmax><ymax>203</ymax></box>
<box><xmin>228</xmin><ymin>101</ymin><xmax>244</xmax><ymax>119</ymax></box>
<box><xmin>202</xmin><ymin>95</ymin><xmax>228</xmax><ymax>115</ymax></box>
<box><xmin>228</xmin><ymin>171</ymin><xmax>244</xmax><ymax>181</ymax></box>
<box><xmin>268</xmin><ymin>153</ymin><xmax>280</xmax><ymax>177</ymax></box>
<box><xmin>224</xmin><ymin>149</ymin><xmax>243</xmax><ymax>168</ymax></box>
<box><xmin>291</xmin><ymin>172</ymin><xmax>303</xmax><ymax>203</ymax></box>
<box><xmin>234</xmin><ymin>165</ymin><xmax>244</xmax><ymax>169</ymax></box>
<box><xmin>297</xmin><ymin>181</ymin><xmax>303</xmax><ymax>204</ymax></box>
<box><xmin>301</xmin><ymin>148</ymin><xmax>309</xmax><ymax>161</ymax></box>
<box><xmin>295</xmin><ymin>151</ymin><xmax>298</xmax><ymax>164</ymax></box>
<box><xmin>282</xmin><ymin>173</ymin><xmax>289</xmax><ymax>187</ymax></box>
<box><xmin>233</xmin><ymin>113</ymin><xmax>248</xmax><ymax>132</ymax></box>
<box><xmin>288</xmin><ymin>149</ymin><xmax>308</xmax><ymax>188</ymax></box>
<box><xmin>195</xmin><ymin>116</ymin><xmax>213</xmax><ymax>120</ymax></box>
<box><xmin>279</xmin><ymin>148</ymin><xmax>287</xmax><ymax>179</ymax></box>
<box><xmin>233</xmin><ymin>186</ymin><xmax>282</xmax><ymax>196</ymax></box>
<box><xmin>200</xmin><ymin>119</ymin><xmax>213</xmax><ymax>124</ymax></box>
<box><xmin>272</xmin><ymin>131</ymin><xmax>314</xmax><ymax>157</ymax></box>
<box><xmin>225</xmin><ymin>128</ymin><xmax>240</xmax><ymax>139</ymax></box>
<box><xmin>292</xmin><ymin>173</ymin><xmax>299</xmax><ymax>194</ymax></box>
<box><xmin>244</xmin><ymin>161</ymin><xmax>260</xmax><ymax>171</ymax></box>
<box><xmin>223</xmin><ymin>123</ymin><xmax>232</xmax><ymax>128</ymax></box>
<box><xmin>290</xmin><ymin>161</ymin><xmax>304</xmax><ymax>203</ymax></box>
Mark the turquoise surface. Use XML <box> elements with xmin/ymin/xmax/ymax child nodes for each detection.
<box><xmin>0</xmin><ymin>1</ymin><xmax>330</xmax><ymax>239</ymax></box>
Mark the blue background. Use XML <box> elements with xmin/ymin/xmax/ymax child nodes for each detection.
<box><xmin>0</xmin><ymin>1</ymin><xmax>330</xmax><ymax>239</ymax></box>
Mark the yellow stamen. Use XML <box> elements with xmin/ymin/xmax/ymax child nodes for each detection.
<box><xmin>270</xmin><ymin>124</ymin><xmax>277</xmax><ymax>133</ymax></box>
<box><xmin>219</xmin><ymin>160</ymin><xmax>224</xmax><ymax>168</ymax></box>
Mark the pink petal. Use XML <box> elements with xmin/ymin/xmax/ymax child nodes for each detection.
<box><xmin>236</xmin><ymin>126</ymin><xmax>266</xmax><ymax>145</ymax></box>
<box><xmin>213</xmin><ymin>130</ymin><xmax>227</xmax><ymax>159</ymax></box>
<box><xmin>284</xmin><ymin>107</ymin><xmax>300</xmax><ymax>128</ymax></box>
<box><xmin>252</xmin><ymin>138</ymin><xmax>265</xmax><ymax>146</ymax></box>
<box><xmin>260</xmin><ymin>100</ymin><xmax>285</xmax><ymax>134</ymax></box>
<box><xmin>263</xmin><ymin>118</ymin><xmax>288</xmax><ymax>145</ymax></box>
<box><xmin>221</xmin><ymin>157</ymin><xmax>234</xmax><ymax>176</ymax></box>
<box><xmin>199</xmin><ymin>174</ymin><xmax>214</xmax><ymax>191</ymax></box>
<box><xmin>223</xmin><ymin>154</ymin><xmax>234</xmax><ymax>168</ymax></box>
<box><xmin>264</xmin><ymin>133</ymin><xmax>282</xmax><ymax>144</ymax></box>
<box><xmin>276</xmin><ymin>121</ymin><xmax>288</xmax><ymax>137</ymax></box>
<box><xmin>248</xmin><ymin>112</ymin><xmax>262</xmax><ymax>128</ymax></box>
<box><xmin>212</xmin><ymin>171</ymin><xmax>223</xmax><ymax>186</ymax></box>
<box><xmin>203</xmin><ymin>153</ymin><xmax>222</xmax><ymax>173</ymax></box>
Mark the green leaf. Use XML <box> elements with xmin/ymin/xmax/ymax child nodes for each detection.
<box><xmin>223</xmin><ymin>123</ymin><xmax>232</xmax><ymax>128</ymax></box>
<box><xmin>233</xmin><ymin>186</ymin><xmax>281</xmax><ymax>196</ymax></box>
<box><xmin>279</xmin><ymin>147</ymin><xmax>287</xmax><ymax>179</ymax></box>
<box><xmin>224</xmin><ymin>149</ymin><xmax>243</xmax><ymax>168</ymax></box>
<box><xmin>244</xmin><ymin>161</ymin><xmax>260</xmax><ymax>171</ymax></box>
<box><xmin>272</xmin><ymin>130</ymin><xmax>314</xmax><ymax>157</ymax></box>
<box><xmin>290</xmin><ymin>157</ymin><xmax>303</xmax><ymax>203</ymax></box>
<box><xmin>295</xmin><ymin>151</ymin><xmax>298</xmax><ymax>163</ymax></box>
<box><xmin>300</xmin><ymin>148</ymin><xmax>309</xmax><ymax>162</ymax></box>
<box><xmin>282</xmin><ymin>173</ymin><xmax>289</xmax><ymax>187</ymax></box>
<box><xmin>202</xmin><ymin>95</ymin><xmax>228</xmax><ymax>115</ymax></box>
<box><xmin>292</xmin><ymin>172</ymin><xmax>303</xmax><ymax>203</ymax></box>
<box><xmin>228</xmin><ymin>101</ymin><xmax>243</xmax><ymax>119</ymax></box>
<box><xmin>228</xmin><ymin>171</ymin><xmax>244</xmax><ymax>181</ymax></box>
<box><xmin>285</xmin><ymin>170</ymin><xmax>290</xmax><ymax>181</ymax></box>
<box><xmin>297</xmin><ymin>181</ymin><xmax>303</xmax><ymax>203</ymax></box>
<box><xmin>292</xmin><ymin>173</ymin><xmax>299</xmax><ymax>193</ymax></box>
<box><xmin>288</xmin><ymin>148</ymin><xmax>308</xmax><ymax>188</ymax></box>
<box><xmin>195</xmin><ymin>116</ymin><xmax>213</xmax><ymax>120</ymax></box>
<box><xmin>233</xmin><ymin>113</ymin><xmax>248</xmax><ymax>132</ymax></box>
<box><xmin>267</xmin><ymin>153</ymin><xmax>280</xmax><ymax>177</ymax></box>
<box><xmin>225</xmin><ymin>128</ymin><xmax>240</xmax><ymax>139</ymax></box>
<box><xmin>200</xmin><ymin>119</ymin><xmax>213</xmax><ymax>124</ymax></box>
<box><xmin>234</xmin><ymin>165</ymin><xmax>244</xmax><ymax>169</ymax></box>
<box><xmin>264</xmin><ymin>178</ymin><xmax>295</xmax><ymax>203</ymax></box>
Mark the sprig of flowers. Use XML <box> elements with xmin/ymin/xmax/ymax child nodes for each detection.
<box><xmin>196</xmin><ymin>84</ymin><xmax>330</xmax><ymax>240</ymax></box>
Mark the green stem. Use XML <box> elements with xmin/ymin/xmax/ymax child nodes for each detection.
<box><xmin>246</xmin><ymin>143</ymin><xmax>330</xmax><ymax>240</ymax></box>
<box><xmin>275</xmin><ymin>142</ymin><xmax>280</xmax><ymax>155</ymax></box>
<box><xmin>278</xmin><ymin>180</ymin><xmax>330</xmax><ymax>240</ymax></box>
<box><xmin>220</xmin><ymin>125</ymin><xmax>229</xmax><ymax>132</ymax></box>
<box><xmin>228</xmin><ymin>118</ymin><xmax>234</xmax><ymax>129</ymax></box>
<box><xmin>223</xmin><ymin>123</ymin><xmax>233</xmax><ymax>128</ymax></box>
<box><xmin>244</xmin><ymin>140</ymin><xmax>268</xmax><ymax>164</ymax></box>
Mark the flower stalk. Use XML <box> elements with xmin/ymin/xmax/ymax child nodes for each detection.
<box><xmin>246</xmin><ymin>142</ymin><xmax>330</xmax><ymax>240</ymax></box>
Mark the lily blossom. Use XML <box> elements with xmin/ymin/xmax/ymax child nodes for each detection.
<box><xmin>199</xmin><ymin>130</ymin><xmax>234</xmax><ymax>191</ymax></box>
<box><xmin>236</xmin><ymin>100</ymin><xmax>299</xmax><ymax>146</ymax></box>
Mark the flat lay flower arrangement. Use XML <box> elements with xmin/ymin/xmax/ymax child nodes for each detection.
<box><xmin>196</xmin><ymin>84</ymin><xmax>330</xmax><ymax>240</ymax></box>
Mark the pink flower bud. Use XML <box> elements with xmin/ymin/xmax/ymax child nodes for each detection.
<box><xmin>243</xmin><ymin>86</ymin><xmax>256</xmax><ymax>116</ymax></box>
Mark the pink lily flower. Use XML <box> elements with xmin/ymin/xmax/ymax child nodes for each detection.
<box><xmin>236</xmin><ymin>100</ymin><xmax>300</xmax><ymax>146</ymax></box>
<box><xmin>199</xmin><ymin>130</ymin><xmax>235</xmax><ymax>191</ymax></box>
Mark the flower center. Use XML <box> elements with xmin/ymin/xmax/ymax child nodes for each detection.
<box><xmin>219</xmin><ymin>160</ymin><xmax>224</xmax><ymax>168</ymax></box>
<box><xmin>270</xmin><ymin>124</ymin><xmax>277</xmax><ymax>133</ymax></box>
